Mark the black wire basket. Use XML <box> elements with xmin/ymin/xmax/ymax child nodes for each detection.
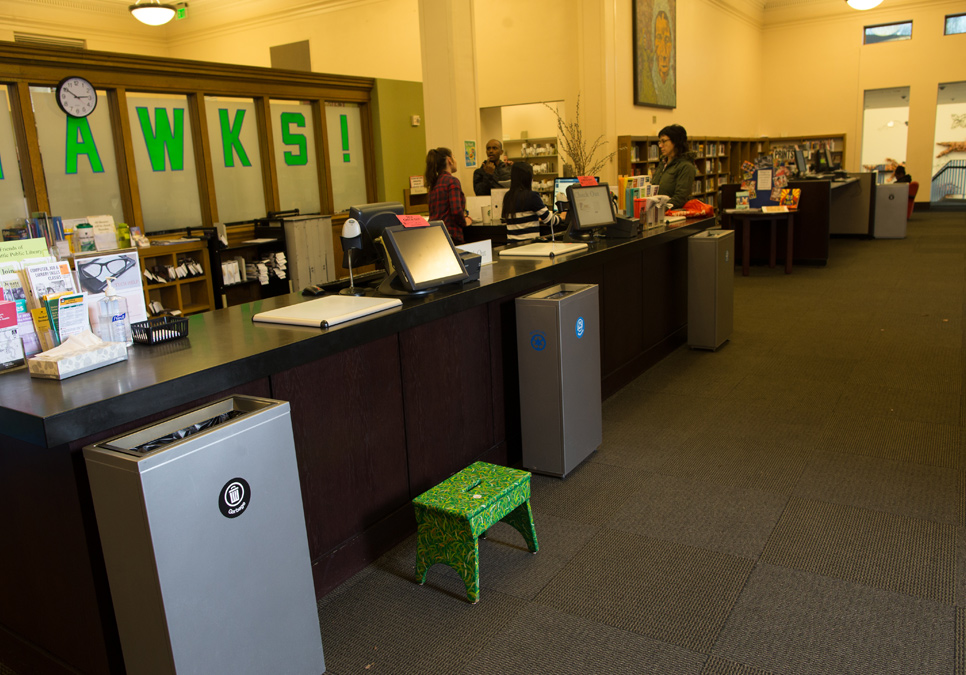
<box><xmin>131</xmin><ymin>316</ymin><xmax>189</xmax><ymax>345</ymax></box>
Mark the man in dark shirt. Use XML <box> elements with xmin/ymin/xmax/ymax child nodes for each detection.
<box><xmin>473</xmin><ymin>139</ymin><xmax>512</xmax><ymax>195</ymax></box>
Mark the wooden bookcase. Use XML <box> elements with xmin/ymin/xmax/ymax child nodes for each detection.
<box><xmin>617</xmin><ymin>134</ymin><xmax>846</xmax><ymax>208</ymax></box>
<box><xmin>137</xmin><ymin>240</ymin><xmax>214</xmax><ymax>316</ymax></box>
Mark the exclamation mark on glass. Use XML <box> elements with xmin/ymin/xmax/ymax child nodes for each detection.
<box><xmin>341</xmin><ymin>114</ymin><xmax>350</xmax><ymax>163</ymax></box>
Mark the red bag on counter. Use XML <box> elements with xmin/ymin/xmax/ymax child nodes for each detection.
<box><xmin>666</xmin><ymin>199</ymin><xmax>714</xmax><ymax>218</ymax></box>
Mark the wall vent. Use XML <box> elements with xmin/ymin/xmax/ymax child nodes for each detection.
<box><xmin>14</xmin><ymin>32</ymin><xmax>87</xmax><ymax>50</ymax></box>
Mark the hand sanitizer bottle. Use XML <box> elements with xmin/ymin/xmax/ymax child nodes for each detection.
<box><xmin>97</xmin><ymin>277</ymin><xmax>133</xmax><ymax>346</ymax></box>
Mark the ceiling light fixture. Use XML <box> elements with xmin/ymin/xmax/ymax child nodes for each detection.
<box><xmin>846</xmin><ymin>0</ymin><xmax>883</xmax><ymax>9</ymax></box>
<box><xmin>129</xmin><ymin>0</ymin><xmax>177</xmax><ymax>26</ymax></box>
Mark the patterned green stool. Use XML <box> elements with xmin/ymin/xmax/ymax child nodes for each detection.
<box><xmin>413</xmin><ymin>461</ymin><xmax>538</xmax><ymax>603</ymax></box>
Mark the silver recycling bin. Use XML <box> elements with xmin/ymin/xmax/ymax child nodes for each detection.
<box><xmin>83</xmin><ymin>395</ymin><xmax>325</xmax><ymax>675</ymax></box>
<box><xmin>688</xmin><ymin>228</ymin><xmax>734</xmax><ymax>351</ymax></box>
<box><xmin>516</xmin><ymin>283</ymin><xmax>602</xmax><ymax>477</ymax></box>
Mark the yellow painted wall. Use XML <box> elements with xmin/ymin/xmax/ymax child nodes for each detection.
<box><xmin>614</xmin><ymin>0</ymin><xmax>764</xmax><ymax>139</ymax></box>
<box><xmin>761</xmin><ymin>0</ymin><xmax>965</xmax><ymax>188</ymax></box>
<box><xmin>169</xmin><ymin>0</ymin><xmax>424</xmax><ymax>80</ymax></box>
<box><xmin>473</xmin><ymin>0</ymin><xmax>580</xmax><ymax>109</ymax></box>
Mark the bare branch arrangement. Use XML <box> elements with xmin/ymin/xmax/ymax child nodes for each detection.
<box><xmin>544</xmin><ymin>96</ymin><xmax>615</xmax><ymax>177</ymax></box>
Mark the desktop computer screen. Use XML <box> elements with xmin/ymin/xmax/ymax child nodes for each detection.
<box><xmin>566</xmin><ymin>184</ymin><xmax>617</xmax><ymax>237</ymax></box>
<box><xmin>794</xmin><ymin>149</ymin><xmax>808</xmax><ymax>176</ymax></box>
<box><xmin>382</xmin><ymin>223</ymin><xmax>468</xmax><ymax>292</ymax></box>
<box><xmin>347</xmin><ymin>202</ymin><xmax>404</xmax><ymax>268</ymax></box>
<box><xmin>553</xmin><ymin>178</ymin><xmax>581</xmax><ymax>211</ymax></box>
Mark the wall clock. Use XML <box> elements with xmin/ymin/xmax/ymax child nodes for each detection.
<box><xmin>56</xmin><ymin>76</ymin><xmax>98</xmax><ymax>118</ymax></box>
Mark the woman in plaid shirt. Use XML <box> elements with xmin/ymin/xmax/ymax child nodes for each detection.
<box><xmin>426</xmin><ymin>147</ymin><xmax>472</xmax><ymax>244</ymax></box>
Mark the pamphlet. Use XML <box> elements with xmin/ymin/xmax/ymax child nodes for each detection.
<box><xmin>0</xmin><ymin>299</ymin><xmax>24</xmax><ymax>371</ymax></box>
<box><xmin>736</xmin><ymin>191</ymin><xmax>750</xmax><ymax>210</ymax></box>
<box><xmin>87</xmin><ymin>215</ymin><xmax>119</xmax><ymax>251</ymax></box>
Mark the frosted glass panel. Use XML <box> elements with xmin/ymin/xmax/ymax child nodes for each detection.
<box><xmin>271</xmin><ymin>100</ymin><xmax>321</xmax><ymax>214</ymax></box>
<box><xmin>127</xmin><ymin>94</ymin><xmax>202</xmax><ymax>232</ymax></box>
<box><xmin>325</xmin><ymin>102</ymin><xmax>367</xmax><ymax>212</ymax></box>
<box><xmin>205</xmin><ymin>97</ymin><xmax>266</xmax><ymax>223</ymax></box>
<box><xmin>0</xmin><ymin>88</ymin><xmax>26</xmax><ymax>228</ymax></box>
<box><xmin>31</xmin><ymin>87</ymin><xmax>123</xmax><ymax>223</ymax></box>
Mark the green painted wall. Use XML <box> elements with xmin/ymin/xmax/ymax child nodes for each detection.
<box><xmin>371</xmin><ymin>78</ymin><xmax>426</xmax><ymax>204</ymax></box>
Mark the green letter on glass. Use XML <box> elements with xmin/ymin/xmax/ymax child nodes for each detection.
<box><xmin>65</xmin><ymin>117</ymin><xmax>105</xmax><ymax>175</ymax></box>
<box><xmin>137</xmin><ymin>107</ymin><xmax>185</xmax><ymax>171</ymax></box>
<box><xmin>219</xmin><ymin>109</ymin><xmax>251</xmax><ymax>168</ymax></box>
<box><xmin>281</xmin><ymin>112</ymin><xmax>308</xmax><ymax>166</ymax></box>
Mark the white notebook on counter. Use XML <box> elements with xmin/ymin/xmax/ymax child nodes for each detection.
<box><xmin>499</xmin><ymin>241</ymin><xmax>588</xmax><ymax>257</ymax></box>
<box><xmin>252</xmin><ymin>295</ymin><xmax>402</xmax><ymax>329</ymax></box>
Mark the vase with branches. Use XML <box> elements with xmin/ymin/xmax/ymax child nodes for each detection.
<box><xmin>544</xmin><ymin>96</ymin><xmax>615</xmax><ymax>177</ymax></box>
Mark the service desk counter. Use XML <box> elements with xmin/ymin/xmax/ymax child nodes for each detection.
<box><xmin>721</xmin><ymin>174</ymin><xmax>873</xmax><ymax>266</ymax></box>
<box><xmin>0</xmin><ymin>217</ymin><xmax>713</xmax><ymax>675</ymax></box>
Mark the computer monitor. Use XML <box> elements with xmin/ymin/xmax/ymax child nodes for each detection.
<box><xmin>813</xmin><ymin>149</ymin><xmax>829</xmax><ymax>173</ymax></box>
<box><xmin>794</xmin><ymin>149</ymin><xmax>808</xmax><ymax>176</ymax></box>
<box><xmin>823</xmin><ymin>147</ymin><xmax>837</xmax><ymax>171</ymax></box>
<box><xmin>346</xmin><ymin>201</ymin><xmax>404</xmax><ymax>268</ymax></box>
<box><xmin>553</xmin><ymin>178</ymin><xmax>581</xmax><ymax>211</ymax></box>
<box><xmin>565</xmin><ymin>183</ymin><xmax>617</xmax><ymax>239</ymax></box>
<box><xmin>381</xmin><ymin>222</ymin><xmax>469</xmax><ymax>293</ymax></box>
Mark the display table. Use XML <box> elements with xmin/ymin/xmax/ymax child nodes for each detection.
<box><xmin>0</xmin><ymin>218</ymin><xmax>713</xmax><ymax>675</ymax></box>
<box><xmin>724</xmin><ymin>210</ymin><xmax>795</xmax><ymax>275</ymax></box>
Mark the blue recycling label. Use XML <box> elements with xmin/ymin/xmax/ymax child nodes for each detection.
<box><xmin>576</xmin><ymin>316</ymin><xmax>585</xmax><ymax>338</ymax></box>
<box><xmin>530</xmin><ymin>331</ymin><xmax>547</xmax><ymax>351</ymax></box>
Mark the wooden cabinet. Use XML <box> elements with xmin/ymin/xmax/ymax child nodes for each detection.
<box><xmin>137</xmin><ymin>240</ymin><xmax>214</xmax><ymax>316</ymax></box>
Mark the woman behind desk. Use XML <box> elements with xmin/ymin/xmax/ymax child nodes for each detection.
<box><xmin>426</xmin><ymin>147</ymin><xmax>472</xmax><ymax>244</ymax></box>
<box><xmin>651</xmin><ymin>124</ymin><xmax>696</xmax><ymax>209</ymax></box>
<box><xmin>502</xmin><ymin>163</ymin><xmax>563</xmax><ymax>241</ymax></box>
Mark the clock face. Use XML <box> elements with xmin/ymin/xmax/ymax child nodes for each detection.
<box><xmin>56</xmin><ymin>76</ymin><xmax>98</xmax><ymax>118</ymax></box>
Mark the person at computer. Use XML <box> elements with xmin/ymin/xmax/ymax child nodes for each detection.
<box><xmin>651</xmin><ymin>124</ymin><xmax>696</xmax><ymax>209</ymax></box>
<box><xmin>501</xmin><ymin>162</ymin><xmax>564</xmax><ymax>241</ymax></box>
<box><xmin>892</xmin><ymin>165</ymin><xmax>912</xmax><ymax>183</ymax></box>
<box><xmin>426</xmin><ymin>147</ymin><xmax>472</xmax><ymax>245</ymax></box>
<box><xmin>473</xmin><ymin>139</ymin><xmax>513</xmax><ymax>196</ymax></box>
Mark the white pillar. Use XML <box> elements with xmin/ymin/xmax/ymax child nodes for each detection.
<box><xmin>418</xmin><ymin>0</ymin><xmax>481</xmax><ymax>190</ymax></box>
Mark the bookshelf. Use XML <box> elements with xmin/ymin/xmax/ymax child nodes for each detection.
<box><xmin>137</xmin><ymin>240</ymin><xmax>214</xmax><ymax>316</ymax></box>
<box><xmin>617</xmin><ymin>134</ymin><xmax>846</xmax><ymax>208</ymax></box>
<box><xmin>503</xmin><ymin>136</ymin><xmax>559</xmax><ymax>203</ymax></box>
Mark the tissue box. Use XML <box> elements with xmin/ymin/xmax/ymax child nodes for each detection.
<box><xmin>28</xmin><ymin>342</ymin><xmax>128</xmax><ymax>380</ymax></box>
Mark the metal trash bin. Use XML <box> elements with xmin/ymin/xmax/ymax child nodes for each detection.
<box><xmin>83</xmin><ymin>396</ymin><xmax>325</xmax><ymax>675</ymax></box>
<box><xmin>516</xmin><ymin>283</ymin><xmax>602</xmax><ymax>477</ymax></box>
<box><xmin>874</xmin><ymin>183</ymin><xmax>908</xmax><ymax>239</ymax></box>
<box><xmin>688</xmin><ymin>228</ymin><xmax>734</xmax><ymax>351</ymax></box>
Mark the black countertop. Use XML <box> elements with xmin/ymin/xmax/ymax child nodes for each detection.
<box><xmin>1</xmin><ymin>219</ymin><xmax>713</xmax><ymax>448</ymax></box>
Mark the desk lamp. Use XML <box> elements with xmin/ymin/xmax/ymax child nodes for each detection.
<box><xmin>339</xmin><ymin>218</ymin><xmax>367</xmax><ymax>296</ymax></box>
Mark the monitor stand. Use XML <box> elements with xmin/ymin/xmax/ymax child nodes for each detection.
<box><xmin>376</xmin><ymin>272</ymin><xmax>435</xmax><ymax>297</ymax></box>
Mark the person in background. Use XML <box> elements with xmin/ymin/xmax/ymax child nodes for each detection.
<box><xmin>426</xmin><ymin>147</ymin><xmax>472</xmax><ymax>244</ymax></box>
<box><xmin>473</xmin><ymin>139</ymin><xmax>513</xmax><ymax>196</ymax></box>
<box><xmin>893</xmin><ymin>165</ymin><xmax>912</xmax><ymax>183</ymax></box>
<box><xmin>651</xmin><ymin>124</ymin><xmax>696</xmax><ymax>209</ymax></box>
<box><xmin>502</xmin><ymin>162</ymin><xmax>563</xmax><ymax>241</ymax></box>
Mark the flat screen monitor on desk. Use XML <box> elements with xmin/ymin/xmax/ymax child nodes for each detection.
<box><xmin>347</xmin><ymin>202</ymin><xmax>404</xmax><ymax>269</ymax></box>
<box><xmin>566</xmin><ymin>183</ymin><xmax>617</xmax><ymax>239</ymax></box>
<box><xmin>794</xmin><ymin>149</ymin><xmax>808</xmax><ymax>176</ymax></box>
<box><xmin>381</xmin><ymin>223</ymin><xmax>469</xmax><ymax>294</ymax></box>
<box><xmin>553</xmin><ymin>177</ymin><xmax>581</xmax><ymax>211</ymax></box>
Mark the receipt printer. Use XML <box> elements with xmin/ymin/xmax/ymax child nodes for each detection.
<box><xmin>460</xmin><ymin>250</ymin><xmax>482</xmax><ymax>283</ymax></box>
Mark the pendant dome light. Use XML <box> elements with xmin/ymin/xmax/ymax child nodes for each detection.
<box><xmin>130</xmin><ymin>0</ymin><xmax>177</xmax><ymax>26</ymax></box>
<box><xmin>846</xmin><ymin>0</ymin><xmax>884</xmax><ymax>9</ymax></box>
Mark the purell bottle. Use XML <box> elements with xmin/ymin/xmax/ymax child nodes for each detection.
<box><xmin>96</xmin><ymin>276</ymin><xmax>133</xmax><ymax>346</ymax></box>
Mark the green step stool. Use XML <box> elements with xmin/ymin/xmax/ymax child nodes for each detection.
<box><xmin>412</xmin><ymin>461</ymin><xmax>538</xmax><ymax>603</ymax></box>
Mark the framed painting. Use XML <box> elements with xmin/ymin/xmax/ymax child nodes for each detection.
<box><xmin>633</xmin><ymin>0</ymin><xmax>676</xmax><ymax>108</ymax></box>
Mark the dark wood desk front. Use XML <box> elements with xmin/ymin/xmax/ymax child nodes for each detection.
<box><xmin>0</xmin><ymin>218</ymin><xmax>713</xmax><ymax>675</ymax></box>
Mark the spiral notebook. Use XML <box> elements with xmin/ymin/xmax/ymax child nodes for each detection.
<box><xmin>252</xmin><ymin>295</ymin><xmax>401</xmax><ymax>329</ymax></box>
